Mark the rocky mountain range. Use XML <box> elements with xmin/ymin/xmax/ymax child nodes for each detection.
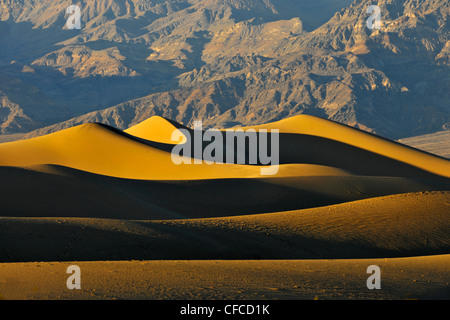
<box><xmin>0</xmin><ymin>0</ymin><xmax>448</xmax><ymax>139</ymax></box>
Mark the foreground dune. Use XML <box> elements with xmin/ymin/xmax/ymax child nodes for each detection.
<box><xmin>1</xmin><ymin>192</ymin><xmax>448</xmax><ymax>262</ymax></box>
<box><xmin>0</xmin><ymin>255</ymin><xmax>448</xmax><ymax>300</ymax></box>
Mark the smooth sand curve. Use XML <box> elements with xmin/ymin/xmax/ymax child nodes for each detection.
<box><xmin>0</xmin><ymin>192</ymin><xmax>448</xmax><ymax>262</ymax></box>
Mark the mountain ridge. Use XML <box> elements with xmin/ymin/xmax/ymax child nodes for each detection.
<box><xmin>0</xmin><ymin>0</ymin><xmax>448</xmax><ymax>139</ymax></box>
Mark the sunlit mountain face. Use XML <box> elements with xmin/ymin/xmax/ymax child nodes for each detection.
<box><xmin>0</xmin><ymin>0</ymin><xmax>448</xmax><ymax>140</ymax></box>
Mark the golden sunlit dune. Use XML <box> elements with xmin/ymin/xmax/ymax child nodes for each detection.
<box><xmin>246</xmin><ymin>115</ymin><xmax>450</xmax><ymax>178</ymax></box>
<box><xmin>124</xmin><ymin>115</ymin><xmax>187</xmax><ymax>144</ymax></box>
<box><xmin>124</xmin><ymin>115</ymin><xmax>450</xmax><ymax>179</ymax></box>
<box><xmin>0</xmin><ymin>115</ymin><xmax>448</xmax><ymax>181</ymax></box>
<box><xmin>0</xmin><ymin>115</ymin><xmax>448</xmax><ymax>300</ymax></box>
<box><xmin>1</xmin><ymin>0</ymin><xmax>449</xmax><ymax>302</ymax></box>
<box><xmin>0</xmin><ymin>122</ymin><xmax>349</xmax><ymax>180</ymax></box>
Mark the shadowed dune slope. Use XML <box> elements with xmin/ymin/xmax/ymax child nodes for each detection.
<box><xmin>1</xmin><ymin>165</ymin><xmax>447</xmax><ymax>219</ymax></box>
<box><xmin>124</xmin><ymin>115</ymin><xmax>450</xmax><ymax>180</ymax></box>
<box><xmin>0</xmin><ymin>192</ymin><xmax>448</xmax><ymax>262</ymax></box>
<box><xmin>246</xmin><ymin>115</ymin><xmax>450</xmax><ymax>179</ymax></box>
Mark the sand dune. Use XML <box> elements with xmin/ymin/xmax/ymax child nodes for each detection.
<box><xmin>247</xmin><ymin>115</ymin><xmax>450</xmax><ymax>178</ymax></box>
<box><xmin>0</xmin><ymin>115</ymin><xmax>448</xmax><ymax>300</ymax></box>
<box><xmin>1</xmin><ymin>192</ymin><xmax>448</xmax><ymax>262</ymax></box>
<box><xmin>0</xmin><ymin>115</ymin><xmax>448</xmax><ymax>181</ymax></box>
<box><xmin>0</xmin><ymin>122</ymin><xmax>346</xmax><ymax>180</ymax></box>
<box><xmin>0</xmin><ymin>165</ymin><xmax>446</xmax><ymax>219</ymax></box>
<box><xmin>1</xmin><ymin>255</ymin><xmax>448</xmax><ymax>300</ymax></box>
<box><xmin>124</xmin><ymin>116</ymin><xmax>188</xmax><ymax>144</ymax></box>
<box><xmin>125</xmin><ymin>115</ymin><xmax>450</xmax><ymax>180</ymax></box>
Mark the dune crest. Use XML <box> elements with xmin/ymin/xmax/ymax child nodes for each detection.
<box><xmin>246</xmin><ymin>115</ymin><xmax>450</xmax><ymax>178</ymax></box>
<box><xmin>0</xmin><ymin>122</ymin><xmax>350</xmax><ymax>180</ymax></box>
<box><xmin>0</xmin><ymin>115</ymin><xmax>448</xmax><ymax>301</ymax></box>
<box><xmin>124</xmin><ymin>116</ymin><xmax>187</xmax><ymax>144</ymax></box>
<box><xmin>0</xmin><ymin>115</ymin><xmax>448</xmax><ymax>180</ymax></box>
<box><xmin>124</xmin><ymin>115</ymin><xmax>450</xmax><ymax>178</ymax></box>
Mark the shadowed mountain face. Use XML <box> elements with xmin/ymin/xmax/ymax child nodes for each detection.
<box><xmin>0</xmin><ymin>0</ymin><xmax>448</xmax><ymax>139</ymax></box>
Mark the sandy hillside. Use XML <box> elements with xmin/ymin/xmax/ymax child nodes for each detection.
<box><xmin>0</xmin><ymin>115</ymin><xmax>448</xmax><ymax>180</ymax></box>
<box><xmin>0</xmin><ymin>115</ymin><xmax>448</xmax><ymax>300</ymax></box>
<box><xmin>0</xmin><ymin>115</ymin><xmax>447</xmax><ymax>220</ymax></box>
<box><xmin>0</xmin><ymin>165</ymin><xmax>447</xmax><ymax>219</ymax></box>
<box><xmin>246</xmin><ymin>115</ymin><xmax>450</xmax><ymax>177</ymax></box>
<box><xmin>0</xmin><ymin>192</ymin><xmax>448</xmax><ymax>262</ymax></box>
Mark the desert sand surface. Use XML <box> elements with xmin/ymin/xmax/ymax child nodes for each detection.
<box><xmin>0</xmin><ymin>133</ymin><xmax>25</xmax><ymax>144</ymax></box>
<box><xmin>247</xmin><ymin>115</ymin><xmax>450</xmax><ymax>178</ymax></box>
<box><xmin>0</xmin><ymin>115</ymin><xmax>448</xmax><ymax>300</ymax></box>
<box><xmin>0</xmin><ymin>256</ymin><xmax>448</xmax><ymax>300</ymax></box>
<box><xmin>398</xmin><ymin>131</ymin><xmax>450</xmax><ymax>159</ymax></box>
<box><xmin>0</xmin><ymin>192</ymin><xmax>448</xmax><ymax>262</ymax></box>
<box><xmin>124</xmin><ymin>116</ymin><xmax>189</xmax><ymax>144</ymax></box>
<box><xmin>0</xmin><ymin>165</ymin><xmax>447</xmax><ymax>219</ymax></box>
<box><xmin>0</xmin><ymin>115</ymin><xmax>448</xmax><ymax>180</ymax></box>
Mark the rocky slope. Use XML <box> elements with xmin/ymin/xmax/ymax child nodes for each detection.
<box><xmin>1</xmin><ymin>0</ymin><xmax>448</xmax><ymax>139</ymax></box>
